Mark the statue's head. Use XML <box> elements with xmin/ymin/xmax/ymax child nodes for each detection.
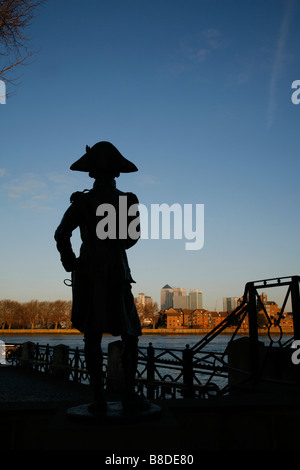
<box><xmin>70</xmin><ymin>141</ymin><xmax>138</xmax><ymax>176</ymax></box>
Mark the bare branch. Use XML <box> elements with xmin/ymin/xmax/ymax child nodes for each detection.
<box><xmin>0</xmin><ymin>0</ymin><xmax>45</xmax><ymax>82</ymax></box>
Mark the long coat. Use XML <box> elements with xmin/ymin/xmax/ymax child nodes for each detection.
<box><xmin>54</xmin><ymin>180</ymin><xmax>142</xmax><ymax>337</ymax></box>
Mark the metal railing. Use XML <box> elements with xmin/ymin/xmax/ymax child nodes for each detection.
<box><xmin>3</xmin><ymin>275</ymin><xmax>300</xmax><ymax>399</ymax></box>
<box><xmin>4</xmin><ymin>341</ymin><xmax>226</xmax><ymax>399</ymax></box>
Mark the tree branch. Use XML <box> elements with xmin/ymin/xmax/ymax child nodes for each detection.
<box><xmin>0</xmin><ymin>0</ymin><xmax>45</xmax><ymax>82</ymax></box>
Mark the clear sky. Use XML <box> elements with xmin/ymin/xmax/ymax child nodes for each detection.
<box><xmin>1</xmin><ymin>0</ymin><xmax>299</xmax><ymax>311</ymax></box>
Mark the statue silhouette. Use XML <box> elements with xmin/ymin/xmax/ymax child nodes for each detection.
<box><xmin>55</xmin><ymin>141</ymin><xmax>149</xmax><ymax>413</ymax></box>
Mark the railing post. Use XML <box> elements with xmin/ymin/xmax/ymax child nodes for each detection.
<box><xmin>20</xmin><ymin>341</ymin><xmax>35</xmax><ymax>369</ymax></box>
<box><xmin>146</xmin><ymin>343</ymin><xmax>155</xmax><ymax>399</ymax></box>
<box><xmin>51</xmin><ymin>344</ymin><xmax>70</xmax><ymax>379</ymax></box>
<box><xmin>182</xmin><ymin>344</ymin><xmax>194</xmax><ymax>398</ymax></box>
<box><xmin>247</xmin><ymin>282</ymin><xmax>260</xmax><ymax>383</ymax></box>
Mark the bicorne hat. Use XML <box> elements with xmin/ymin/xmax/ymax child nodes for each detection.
<box><xmin>70</xmin><ymin>141</ymin><xmax>138</xmax><ymax>173</ymax></box>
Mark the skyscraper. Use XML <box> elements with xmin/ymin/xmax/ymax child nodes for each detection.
<box><xmin>189</xmin><ymin>290</ymin><xmax>203</xmax><ymax>309</ymax></box>
<box><xmin>160</xmin><ymin>284</ymin><xmax>173</xmax><ymax>309</ymax></box>
<box><xmin>223</xmin><ymin>297</ymin><xmax>239</xmax><ymax>312</ymax></box>
<box><xmin>173</xmin><ymin>296</ymin><xmax>188</xmax><ymax>308</ymax></box>
<box><xmin>137</xmin><ymin>293</ymin><xmax>153</xmax><ymax>306</ymax></box>
<box><xmin>161</xmin><ymin>285</ymin><xmax>203</xmax><ymax>310</ymax></box>
<box><xmin>173</xmin><ymin>287</ymin><xmax>186</xmax><ymax>296</ymax></box>
<box><xmin>137</xmin><ymin>293</ymin><xmax>145</xmax><ymax>304</ymax></box>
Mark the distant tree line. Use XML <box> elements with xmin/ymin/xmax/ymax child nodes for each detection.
<box><xmin>0</xmin><ymin>298</ymin><xmax>168</xmax><ymax>330</ymax></box>
<box><xmin>0</xmin><ymin>299</ymin><xmax>72</xmax><ymax>329</ymax></box>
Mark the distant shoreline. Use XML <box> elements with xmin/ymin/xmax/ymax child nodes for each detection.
<box><xmin>0</xmin><ymin>327</ymin><xmax>293</xmax><ymax>336</ymax></box>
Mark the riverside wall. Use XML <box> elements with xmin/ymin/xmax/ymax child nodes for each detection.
<box><xmin>0</xmin><ymin>327</ymin><xmax>294</xmax><ymax>335</ymax></box>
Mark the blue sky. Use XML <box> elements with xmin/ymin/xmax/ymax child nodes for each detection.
<box><xmin>0</xmin><ymin>0</ymin><xmax>299</xmax><ymax>311</ymax></box>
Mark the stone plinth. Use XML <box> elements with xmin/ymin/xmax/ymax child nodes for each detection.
<box><xmin>67</xmin><ymin>401</ymin><xmax>162</xmax><ymax>425</ymax></box>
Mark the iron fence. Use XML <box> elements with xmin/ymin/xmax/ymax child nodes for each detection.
<box><xmin>3</xmin><ymin>275</ymin><xmax>300</xmax><ymax>399</ymax></box>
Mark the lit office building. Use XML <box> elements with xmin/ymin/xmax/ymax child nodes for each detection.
<box><xmin>173</xmin><ymin>293</ymin><xmax>188</xmax><ymax>308</ymax></box>
<box><xmin>189</xmin><ymin>290</ymin><xmax>203</xmax><ymax>309</ymax></box>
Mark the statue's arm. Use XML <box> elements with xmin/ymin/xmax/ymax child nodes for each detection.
<box><xmin>54</xmin><ymin>204</ymin><xmax>79</xmax><ymax>272</ymax></box>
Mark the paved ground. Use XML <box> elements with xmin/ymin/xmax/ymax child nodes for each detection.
<box><xmin>0</xmin><ymin>365</ymin><xmax>92</xmax><ymax>408</ymax></box>
<box><xmin>3</xmin><ymin>364</ymin><xmax>300</xmax><ymax>450</ymax></box>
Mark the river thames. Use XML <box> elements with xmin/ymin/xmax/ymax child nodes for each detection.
<box><xmin>0</xmin><ymin>332</ymin><xmax>293</xmax><ymax>394</ymax></box>
<box><xmin>0</xmin><ymin>332</ymin><xmax>290</xmax><ymax>353</ymax></box>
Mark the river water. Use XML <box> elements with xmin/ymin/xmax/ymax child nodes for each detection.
<box><xmin>1</xmin><ymin>333</ymin><xmax>225</xmax><ymax>352</ymax></box>
<box><xmin>0</xmin><ymin>332</ymin><xmax>291</xmax><ymax>353</ymax></box>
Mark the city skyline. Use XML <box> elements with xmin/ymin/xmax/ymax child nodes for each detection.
<box><xmin>140</xmin><ymin>283</ymin><xmax>292</xmax><ymax>314</ymax></box>
<box><xmin>160</xmin><ymin>284</ymin><xmax>203</xmax><ymax>310</ymax></box>
<box><xmin>0</xmin><ymin>1</ymin><xmax>299</xmax><ymax>312</ymax></box>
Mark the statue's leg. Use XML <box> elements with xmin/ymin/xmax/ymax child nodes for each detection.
<box><xmin>84</xmin><ymin>331</ymin><xmax>107</xmax><ymax>412</ymax></box>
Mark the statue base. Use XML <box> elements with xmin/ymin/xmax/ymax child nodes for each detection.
<box><xmin>66</xmin><ymin>401</ymin><xmax>162</xmax><ymax>425</ymax></box>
